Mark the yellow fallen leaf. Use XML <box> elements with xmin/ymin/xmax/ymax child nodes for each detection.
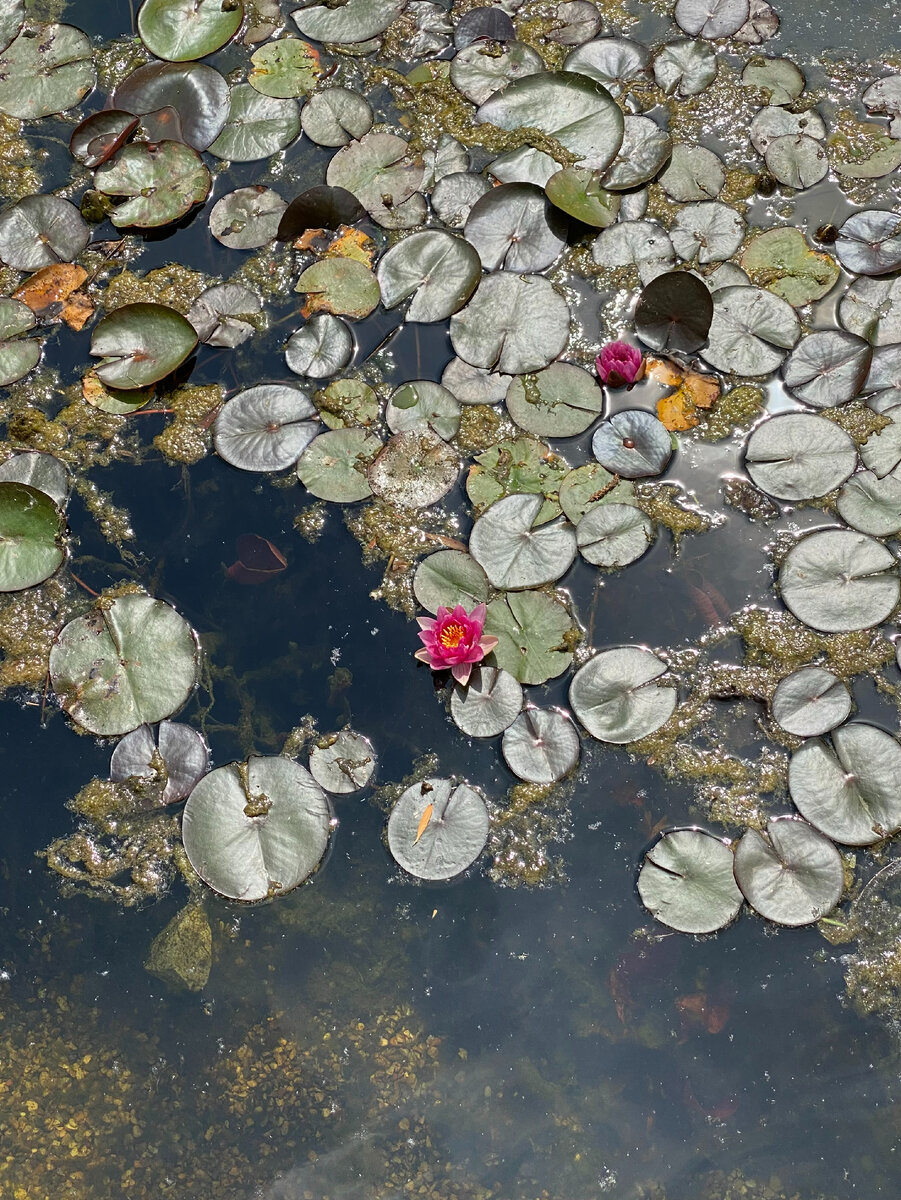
<box><xmin>657</xmin><ymin>387</ymin><xmax>700</xmax><ymax>431</ymax></box>
<box><xmin>645</xmin><ymin>355</ymin><xmax>683</xmax><ymax>387</ymax></box>
<box><xmin>414</xmin><ymin>803</ymin><xmax>434</xmax><ymax>845</ymax></box>
<box><xmin>14</xmin><ymin>263</ymin><xmax>88</xmax><ymax>321</ymax></box>
<box><xmin>325</xmin><ymin>226</ymin><xmax>377</xmax><ymax>267</ymax></box>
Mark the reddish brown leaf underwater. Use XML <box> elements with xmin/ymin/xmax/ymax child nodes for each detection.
<box><xmin>675</xmin><ymin>991</ymin><xmax>731</xmax><ymax>1035</ymax></box>
<box><xmin>226</xmin><ymin>534</ymin><xmax>288</xmax><ymax>585</ymax></box>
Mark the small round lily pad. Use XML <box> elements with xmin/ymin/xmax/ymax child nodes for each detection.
<box><xmin>387</xmin><ymin>777</ymin><xmax>489</xmax><ymax>881</ymax></box>
<box><xmin>638</xmin><ymin>828</ymin><xmax>743</xmax><ymax>934</ymax></box>
<box><xmin>450</xmin><ymin>666</ymin><xmax>522</xmax><ymax>738</ymax></box>
<box><xmin>308</xmin><ymin>731</ymin><xmax>376</xmax><ymax>794</ymax></box>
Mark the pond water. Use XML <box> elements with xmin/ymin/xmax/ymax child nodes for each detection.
<box><xmin>3</xmin><ymin>0</ymin><xmax>901</xmax><ymax>1198</ymax></box>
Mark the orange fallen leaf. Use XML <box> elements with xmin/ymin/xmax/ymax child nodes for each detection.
<box><xmin>14</xmin><ymin>264</ymin><xmax>88</xmax><ymax>323</ymax></box>
<box><xmin>295</xmin><ymin>227</ymin><xmax>326</xmax><ymax>251</ymax></box>
<box><xmin>414</xmin><ymin>803</ymin><xmax>434</xmax><ymax>845</ymax></box>
<box><xmin>60</xmin><ymin>291</ymin><xmax>94</xmax><ymax>331</ymax></box>
<box><xmin>325</xmin><ymin>225</ymin><xmax>376</xmax><ymax>267</ymax></box>
<box><xmin>645</xmin><ymin>355</ymin><xmax>683</xmax><ymax>387</ymax></box>
<box><xmin>658</xmin><ymin>386</ymin><xmax>700</xmax><ymax>431</ymax></box>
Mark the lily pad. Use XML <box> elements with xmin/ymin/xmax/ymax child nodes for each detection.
<box><xmin>740</xmin><ymin>227</ymin><xmax>839</xmax><ymax>308</ymax></box>
<box><xmin>368</xmin><ymin>430</ymin><xmax>459</xmax><ymax>509</ymax></box>
<box><xmin>0</xmin><ymin>0</ymin><xmax>22</xmax><ymax>55</ymax></box>
<box><xmin>187</xmin><ymin>284</ymin><xmax>261</xmax><ymax>349</ymax></box>
<box><xmin>309</xmin><ymin>730</ymin><xmax>376</xmax><ymax>794</ymax></box>
<box><xmin>505</xmin><ymin>362</ymin><xmax>603</xmax><ymax>438</ymax></box>
<box><xmin>835</xmin><ymin>210</ymin><xmax>901</xmax><ymax>277</ymax></box>
<box><xmin>450</xmin><ymin>40</ymin><xmax>543</xmax><ymax>106</ymax></box>
<box><xmin>601</xmin><ymin>115</ymin><xmax>673</xmax><ymax>190</ymax></box>
<box><xmin>569</xmin><ymin>646</ymin><xmax>676</xmax><ymax>743</ymax></box>
<box><xmin>484</xmin><ymin>589</ymin><xmax>573</xmax><ymax>685</ymax></box>
<box><xmin>837</xmin><ymin>470</ymin><xmax>901</xmax><ymax>537</ymax></box>
<box><xmin>137</xmin><ymin>0</ymin><xmax>243</xmax><ymax>61</ymax></box>
<box><xmin>563</xmin><ymin>37</ymin><xmax>650</xmax><ymax>96</ymax></box>
<box><xmin>450</xmin><ymin>666</ymin><xmax>522</xmax><ymax>738</ymax></box>
<box><xmin>675</xmin><ymin>0</ymin><xmax>749</xmax><ymax>38</ymax></box>
<box><xmin>749</xmin><ymin>105</ymin><xmax>825</xmax><ymax>155</ymax></box>
<box><xmin>326</xmin><ymin>132</ymin><xmax>424</xmax><ymax>224</ymax></box>
<box><xmin>441</xmin><ymin>357</ymin><xmax>511</xmax><ymax>406</ymax></box>
<box><xmin>638</xmin><ymin>828</ymin><xmax>743</xmax><ymax>935</ymax></box>
<box><xmin>670</xmin><ymin>202</ymin><xmax>746</xmax><ymax>265</ymax></box>
<box><xmin>733</xmin><ymin>817</ymin><xmax>843</xmax><ymax>927</ymax></box>
<box><xmin>544</xmin><ymin>167</ymin><xmax>620</xmax><ymax>228</ymax></box>
<box><xmin>286</xmin><ymin>314</ymin><xmax>353</xmax><ymax>379</ymax></box>
<box><xmin>110</xmin><ymin>720</ymin><xmax>209</xmax><ymax>806</ymax></box>
<box><xmin>387</xmin><ymin>381</ymin><xmax>461</xmax><ymax>441</ymax></box>
<box><xmin>454</xmin><ymin>6</ymin><xmax>515</xmax><ymax>47</ymax></box>
<box><xmin>782</xmin><ymin>331</ymin><xmax>872</xmax><ymax>408</ymax></box>
<box><xmin>69</xmin><ymin>110</ymin><xmax>138</xmax><ymax>169</ymax></box>
<box><xmin>865</xmin><ymin>346</ymin><xmax>901</xmax><ymax>408</ymax></box>
<box><xmin>839</xmin><ymin>277</ymin><xmax>901</xmax><ymax>347</ymax></box>
<box><xmin>0</xmin><ymin>481</ymin><xmax>64</xmax><ymax>591</ymax></box>
<box><xmin>658</xmin><ymin>143</ymin><xmax>725</xmax><ymax>202</ymax></box>
<box><xmin>469</xmin><ymin>492</ymin><xmax>577</xmax><ymax>590</ymax></box>
<box><xmin>591</xmin><ymin>220</ymin><xmax>675</xmax><ymax>285</ymax></box>
<box><xmin>467</xmin><ymin>436</ymin><xmax>566</xmax><ymax>523</ymax></box>
<box><xmin>764</xmin><ymin>133</ymin><xmax>828</xmax><ymax>189</ymax></box>
<box><xmin>208</xmin><ymin>84</ymin><xmax>300</xmax><ymax>162</ymax></box>
<box><xmin>449</xmin><ymin>274</ymin><xmax>570</xmax><ymax>375</ymax></box>
<box><xmin>182</xmin><ymin>756</ymin><xmax>330</xmax><ymax>901</ymax></box>
<box><xmin>292</xmin><ymin>0</ymin><xmax>405</xmax><ymax>43</ymax></box>
<box><xmin>50</xmin><ymin>595</ymin><xmax>200</xmax><ymax>737</ymax></box>
<box><xmin>789</xmin><ymin>723</ymin><xmax>901</xmax><ymax>846</ymax></box>
<box><xmin>249</xmin><ymin>37</ymin><xmax>320</xmax><ymax>98</ymax></box>
<box><xmin>778</xmin><ymin>528</ymin><xmax>899</xmax><ymax>633</ymax></box>
<box><xmin>591</xmin><ymin>410</ymin><xmax>673</xmax><ymax>479</ymax></box>
<box><xmin>90</xmin><ymin>303</ymin><xmax>197</xmax><ymax>390</ymax></box>
<box><xmin>0</xmin><ymin>450</ymin><xmax>67</xmax><ymax>506</ymax></box>
<box><xmin>701</xmin><ymin>284</ymin><xmax>800</xmax><ymax>374</ymax></box>
<box><xmin>464</xmin><ymin>183</ymin><xmax>567</xmax><ymax>273</ymax></box>
<box><xmin>388</xmin><ymin>778</ymin><xmax>489</xmax><ymax>882</ymax></box>
<box><xmin>215</xmin><ymin>385</ymin><xmax>318</xmax><ymax>472</ymax></box>
<box><xmin>377</xmin><ymin>231</ymin><xmax>481</xmax><ymax>323</ymax></box>
<box><xmin>0</xmin><ymin>297</ymin><xmax>38</xmax><ymax>385</ymax></box>
<box><xmin>297</xmin><ymin>428</ymin><xmax>381</xmax><ymax>502</ymax></box>
<box><xmin>634</xmin><ymin>271</ymin><xmax>713</xmax><ymax>354</ymax></box>
<box><xmin>0</xmin><ymin>23</ymin><xmax>94</xmax><ymax>119</ymax></box>
<box><xmin>576</xmin><ymin>503</ymin><xmax>655</xmax><ymax>569</ymax></box>
<box><xmin>744</xmin><ymin>413</ymin><xmax>857</xmax><ymax>500</ymax></box>
<box><xmin>558</xmin><ymin>462</ymin><xmax>635</xmax><ymax>523</ymax></box>
<box><xmin>209</xmin><ymin>186</ymin><xmax>286</xmax><ymax>250</ymax></box>
<box><xmin>653</xmin><ymin>38</ymin><xmax>717</xmax><ymax>97</ymax></box>
<box><xmin>0</xmin><ymin>196</ymin><xmax>89</xmax><ymax>272</ymax></box>
<box><xmin>859</xmin><ymin>404</ymin><xmax>901</xmax><ymax>477</ymax></box>
<box><xmin>771</xmin><ymin>666</ymin><xmax>851</xmax><ymax>737</ymax></box>
<box><xmin>501</xmin><ymin>707</ymin><xmax>580</xmax><ymax>783</ymax></box>
<box><xmin>413</xmin><ymin>550</ymin><xmax>488</xmax><ymax>615</ymax></box>
<box><xmin>94</xmin><ymin>141</ymin><xmax>211</xmax><ymax>228</ymax></box>
<box><xmin>862</xmin><ymin>74</ymin><xmax>901</xmax><ymax>138</ymax></box>
<box><xmin>300</xmin><ymin>87</ymin><xmax>373</xmax><ymax>147</ymax></box>
<box><xmin>432</xmin><ymin>171</ymin><xmax>493</xmax><ymax>228</ymax></box>
<box><xmin>113</xmin><ymin>61</ymin><xmax>229</xmax><ymax>150</ymax></box>
<box><xmin>742</xmin><ymin>56</ymin><xmax>804</xmax><ymax>105</ymax></box>
<box><xmin>295</xmin><ymin>258</ymin><xmax>380</xmax><ymax>320</ymax></box>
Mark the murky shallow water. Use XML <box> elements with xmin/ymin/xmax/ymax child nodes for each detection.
<box><xmin>3</xmin><ymin>0</ymin><xmax>901</xmax><ymax>1197</ymax></box>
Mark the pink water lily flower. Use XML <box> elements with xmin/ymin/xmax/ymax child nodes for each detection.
<box><xmin>596</xmin><ymin>340</ymin><xmax>644</xmax><ymax>388</ymax></box>
<box><xmin>415</xmin><ymin>603</ymin><xmax>498</xmax><ymax>686</ymax></box>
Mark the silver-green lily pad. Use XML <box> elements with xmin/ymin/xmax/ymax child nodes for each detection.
<box><xmin>90</xmin><ymin>303</ymin><xmax>198</xmax><ymax>390</ymax></box>
<box><xmin>839</xmin><ymin>277</ymin><xmax>901</xmax><ymax>347</ymax></box>
<box><xmin>209</xmin><ymin>186</ymin><xmax>286</xmax><ymax>250</ymax></box>
<box><xmin>744</xmin><ymin>413</ymin><xmax>857</xmax><ymax>500</ymax></box>
<box><xmin>835</xmin><ymin>210</ymin><xmax>901</xmax><ymax>277</ymax></box>
<box><xmin>387</xmin><ymin>381</ymin><xmax>461</xmax><ymax>441</ymax></box>
<box><xmin>249</xmin><ymin>37</ymin><xmax>320</xmax><ymax>98</ymax></box>
<box><xmin>860</xmin><ymin>404</ymin><xmax>901</xmax><ymax>477</ymax></box>
<box><xmin>0</xmin><ymin>450</ymin><xmax>68</xmax><ymax>506</ymax></box>
<box><xmin>441</xmin><ymin>357</ymin><xmax>511</xmax><ymax>406</ymax></box>
<box><xmin>309</xmin><ymin>730</ymin><xmax>376</xmax><ymax>794</ymax></box>
<box><xmin>559</xmin><ymin>462</ymin><xmax>635</xmax><ymax>523</ymax></box>
<box><xmin>789</xmin><ymin>723</ymin><xmax>901</xmax><ymax>846</ymax></box>
<box><xmin>485</xmin><ymin>589</ymin><xmax>573</xmax><ymax>685</ymax></box>
<box><xmin>450</xmin><ymin>274</ymin><xmax>570</xmax><ymax>375</ymax></box>
<box><xmin>0</xmin><ymin>296</ymin><xmax>39</xmax><ymax>385</ymax></box>
<box><xmin>326</xmin><ymin>132</ymin><xmax>424</xmax><ymax>223</ymax></box>
<box><xmin>577</xmin><ymin>503</ymin><xmax>655</xmax><ymax>569</ymax></box>
<box><xmin>368</xmin><ymin>430</ymin><xmax>459</xmax><ymax>509</ymax></box>
<box><xmin>377</xmin><ymin>230</ymin><xmax>481</xmax><ymax>323</ymax></box>
<box><xmin>450</xmin><ymin>39</ymin><xmax>543</xmax><ymax>106</ymax></box>
<box><xmin>658</xmin><ymin>143</ymin><xmax>725</xmax><ymax>201</ymax></box>
<box><xmin>505</xmin><ymin>362</ymin><xmax>603</xmax><ymax>438</ymax></box>
<box><xmin>771</xmin><ymin>666</ymin><xmax>851</xmax><ymax>737</ymax></box>
<box><xmin>450</xmin><ymin>666</ymin><xmax>522</xmax><ymax>738</ymax></box>
<box><xmin>0</xmin><ymin>23</ymin><xmax>94</xmax><ymax>119</ymax></box>
<box><xmin>110</xmin><ymin>721</ymin><xmax>209</xmax><ymax>806</ymax></box>
<box><xmin>469</xmin><ymin>493</ymin><xmax>577</xmax><ymax>590</ymax></box>
<box><xmin>467</xmin><ymin>436</ymin><xmax>567</xmax><ymax>524</ymax></box>
<box><xmin>0</xmin><ymin>0</ymin><xmax>22</xmax><ymax>55</ymax></box>
<box><xmin>765</xmin><ymin>134</ymin><xmax>828</xmax><ymax>190</ymax></box>
<box><xmin>182</xmin><ymin>756</ymin><xmax>330</xmax><ymax>901</ymax></box>
<box><xmin>292</xmin><ymin>0</ymin><xmax>404</xmax><ymax>43</ymax></box>
<box><xmin>95</xmin><ymin>141</ymin><xmax>210</xmax><ymax>228</ymax></box>
<box><xmin>215</xmin><ymin>385</ymin><xmax>318</xmax><ymax>472</ymax></box>
<box><xmin>601</xmin><ymin>115</ymin><xmax>673</xmax><ymax>190</ymax></box>
<box><xmin>591</xmin><ymin>410</ymin><xmax>673</xmax><ymax>479</ymax></box>
<box><xmin>837</xmin><ymin>470</ymin><xmax>901</xmax><ymax>537</ymax></box>
<box><xmin>782</xmin><ymin>331</ymin><xmax>872</xmax><ymax>408</ymax></box>
<box><xmin>0</xmin><ymin>481</ymin><xmax>64</xmax><ymax>592</ymax></box>
<box><xmin>50</xmin><ymin>595</ymin><xmax>200</xmax><ymax>737</ymax></box>
<box><xmin>675</xmin><ymin>0</ymin><xmax>749</xmax><ymax>38</ymax></box>
<box><xmin>387</xmin><ymin>777</ymin><xmax>489</xmax><ymax>881</ymax></box>
<box><xmin>653</xmin><ymin>38</ymin><xmax>717</xmax><ymax>97</ymax></box>
<box><xmin>670</xmin><ymin>202</ymin><xmax>746</xmax><ymax>265</ymax></box>
<box><xmin>137</xmin><ymin>0</ymin><xmax>243</xmax><ymax>61</ymax></box>
<box><xmin>742</xmin><ymin>56</ymin><xmax>804</xmax><ymax>104</ymax></box>
<box><xmin>208</xmin><ymin>84</ymin><xmax>300</xmax><ymax>162</ymax></box>
<box><xmin>749</xmin><ymin>105</ymin><xmax>825</xmax><ymax>155</ymax></box>
<box><xmin>501</xmin><ymin>707</ymin><xmax>580</xmax><ymax>783</ymax></box>
<box><xmin>563</xmin><ymin>36</ymin><xmax>650</xmax><ymax>96</ymax></box>
<box><xmin>701</xmin><ymin>284</ymin><xmax>800</xmax><ymax>375</ymax></box>
<box><xmin>413</xmin><ymin>550</ymin><xmax>488</xmax><ymax>615</ymax></box>
<box><xmin>297</xmin><ymin>428</ymin><xmax>381</xmax><ymax>502</ymax></box>
<box><xmin>432</xmin><ymin>171</ymin><xmax>493</xmax><ymax>229</ymax></box>
<box><xmin>464</xmin><ymin>182</ymin><xmax>567</xmax><ymax>272</ymax></box>
<box><xmin>0</xmin><ymin>195</ymin><xmax>89</xmax><ymax>271</ymax></box>
<box><xmin>638</xmin><ymin>828</ymin><xmax>743</xmax><ymax>935</ymax></box>
<box><xmin>778</xmin><ymin>528</ymin><xmax>899</xmax><ymax>633</ymax></box>
<box><xmin>733</xmin><ymin>817</ymin><xmax>843</xmax><ymax>927</ymax></box>
<box><xmin>300</xmin><ymin>87</ymin><xmax>373</xmax><ymax>147</ymax></box>
<box><xmin>591</xmin><ymin>220</ymin><xmax>675</xmax><ymax>284</ymax></box>
<box><xmin>570</xmin><ymin>646</ymin><xmax>677</xmax><ymax>743</ymax></box>
<box><xmin>286</xmin><ymin>314</ymin><xmax>353</xmax><ymax>379</ymax></box>
<box><xmin>187</xmin><ymin>284</ymin><xmax>261</xmax><ymax>349</ymax></box>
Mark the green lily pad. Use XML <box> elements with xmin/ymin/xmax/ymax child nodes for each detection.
<box><xmin>50</xmin><ymin>595</ymin><xmax>200</xmax><ymax>736</ymax></box>
<box><xmin>570</xmin><ymin>646</ymin><xmax>677</xmax><ymax>743</ymax></box>
<box><xmin>742</xmin><ymin>56</ymin><xmax>804</xmax><ymax>105</ymax></box>
<box><xmin>308</xmin><ymin>730</ymin><xmax>376</xmax><ymax>794</ymax></box>
<box><xmin>210</xmin><ymin>186</ymin><xmax>286</xmax><ymax>250</ymax></box>
<box><xmin>182</xmin><ymin>756</ymin><xmax>331</xmax><ymax>901</ymax></box>
<box><xmin>387</xmin><ymin>777</ymin><xmax>489</xmax><ymax>882</ymax></box>
<box><xmin>286</xmin><ymin>314</ymin><xmax>353</xmax><ymax>379</ymax></box>
<box><xmin>733</xmin><ymin>817</ymin><xmax>844</xmax><ymax>927</ymax></box>
<box><xmin>675</xmin><ymin>0</ymin><xmax>749</xmax><ymax>39</ymax></box>
<box><xmin>0</xmin><ymin>296</ymin><xmax>38</xmax><ymax>385</ymax></box>
<box><xmin>377</xmin><ymin>230</ymin><xmax>481</xmax><ymax>323</ymax></box>
<box><xmin>295</xmin><ymin>258</ymin><xmax>380</xmax><ymax>320</ymax></box>
<box><xmin>387</xmin><ymin>381</ymin><xmax>461</xmax><ymax>441</ymax></box>
<box><xmin>564</xmin><ymin>36</ymin><xmax>650</xmax><ymax>96</ymax></box>
<box><xmin>326</xmin><ymin>131</ymin><xmax>424</xmax><ymax>224</ymax></box>
<box><xmin>0</xmin><ymin>481</ymin><xmax>64</xmax><ymax>591</ymax></box>
<box><xmin>450</xmin><ymin>274</ymin><xmax>570</xmax><ymax>375</ymax></box>
<box><xmin>94</xmin><ymin>141</ymin><xmax>211</xmax><ymax>228</ymax></box>
<box><xmin>297</xmin><ymin>428</ymin><xmax>381</xmax><ymax>502</ymax></box>
<box><xmin>467</xmin><ymin>436</ymin><xmax>568</xmax><ymax>524</ymax></box>
<box><xmin>450</xmin><ymin>666</ymin><xmax>522</xmax><ymax>739</ymax></box>
<box><xmin>300</xmin><ymin>87</ymin><xmax>373</xmax><ymax>147</ymax></box>
<box><xmin>413</xmin><ymin>550</ymin><xmax>488</xmax><ymax>616</ymax></box>
<box><xmin>771</xmin><ymin>667</ymin><xmax>851</xmax><ymax>737</ymax></box>
<box><xmin>741</xmin><ymin>227</ymin><xmax>840</xmax><ymax>307</ymax></box>
<box><xmin>292</xmin><ymin>0</ymin><xmax>405</xmax><ymax>44</ymax></box>
<box><xmin>485</xmin><ymin>589</ymin><xmax>573</xmax><ymax>685</ymax></box>
<box><xmin>601</xmin><ymin>115</ymin><xmax>673</xmax><ymax>190</ymax></box>
<box><xmin>0</xmin><ymin>23</ymin><xmax>94</xmax><ymax>119</ymax></box>
<box><xmin>701</xmin><ymin>284</ymin><xmax>800</xmax><ymax>374</ymax></box>
<box><xmin>576</xmin><ymin>503</ymin><xmax>655</xmax><ymax>569</ymax></box>
<box><xmin>765</xmin><ymin>134</ymin><xmax>828</xmax><ymax>190</ymax></box>
<box><xmin>653</xmin><ymin>38</ymin><xmax>717</xmax><ymax>97</ymax></box>
<box><xmin>470</xmin><ymin>492</ymin><xmax>576</xmax><ymax>590</ymax></box>
<box><xmin>0</xmin><ymin>450</ymin><xmax>68</xmax><ymax>506</ymax></box>
<box><xmin>90</xmin><ymin>303</ymin><xmax>198</xmax><ymax>390</ymax></box>
<box><xmin>137</xmin><ymin>0</ymin><xmax>243</xmax><ymax>62</ymax></box>
<box><xmin>545</xmin><ymin>167</ymin><xmax>620</xmax><ymax>228</ymax></box>
<box><xmin>558</xmin><ymin>463</ymin><xmax>635</xmax><ymax>523</ymax></box>
<box><xmin>215</xmin><ymin>385</ymin><xmax>318</xmax><ymax>472</ymax></box>
<box><xmin>638</xmin><ymin>828</ymin><xmax>743</xmax><ymax>935</ymax></box>
<box><xmin>450</xmin><ymin>40</ymin><xmax>543</xmax><ymax>106</ymax></box>
<box><xmin>314</xmin><ymin>378</ymin><xmax>378</xmax><ymax>430</ymax></box>
<box><xmin>501</xmin><ymin>707</ymin><xmax>580</xmax><ymax>783</ymax></box>
<box><xmin>208</xmin><ymin>84</ymin><xmax>300</xmax><ymax>162</ymax></box>
<box><xmin>0</xmin><ymin>0</ymin><xmax>23</xmax><ymax>55</ymax></box>
<box><xmin>779</xmin><ymin>529</ymin><xmax>900</xmax><ymax>633</ymax></box>
<box><xmin>658</xmin><ymin>143</ymin><xmax>725</xmax><ymax>201</ymax></box>
<box><xmin>249</xmin><ymin>37</ymin><xmax>321</xmax><ymax>98</ymax></box>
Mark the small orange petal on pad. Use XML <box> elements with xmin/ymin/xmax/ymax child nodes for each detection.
<box><xmin>414</xmin><ymin>803</ymin><xmax>434</xmax><ymax>844</ymax></box>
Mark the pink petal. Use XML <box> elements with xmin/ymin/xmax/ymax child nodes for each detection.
<box><xmin>416</xmin><ymin>615</ymin><xmax>437</xmax><ymax>631</ymax></box>
<box><xmin>479</xmin><ymin>635</ymin><xmax>499</xmax><ymax>654</ymax></box>
<box><xmin>452</xmin><ymin>661</ymin><xmax>472</xmax><ymax>685</ymax></box>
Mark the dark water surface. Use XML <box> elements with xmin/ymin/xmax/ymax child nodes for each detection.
<box><xmin>3</xmin><ymin>1</ymin><xmax>901</xmax><ymax>1198</ymax></box>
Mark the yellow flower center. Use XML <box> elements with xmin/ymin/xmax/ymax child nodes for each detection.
<box><xmin>438</xmin><ymin>621</ymin><xmax>467</xmax><ymax>649</ymax></box>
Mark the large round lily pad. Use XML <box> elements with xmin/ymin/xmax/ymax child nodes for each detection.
<box><xmin>50</xmin><ymin>595</ymin><xmax>200</xmax><ymax>737</ymax></box>
<box><xmin>570</xmin><ymin>646</ymin><xmax>676</xmax><ymax>743</ymax></box>
<box><xmin>413</xmin><ymin>551</ymin><xmax>488</xmax><ymax>616</ymax></box>
<box><xmin>94</xmin><ymin>141</ymin><xmax>211</xmax><ymax>228</ymax></box>
<box><xmin>701</xmin><ymin>285</ymin><xmax>800</xmax><ymax>375</ymax></box>
<box><xmin>505</xmin><ymin>362</ymin><xmax>603</xmax><ymax>438</ymax></box>
<box><xmin>387</xmin><ymin>777</ymin><xmax>489</xmax><ymax>881</ymax></box>
<box><xmin>182</xmin><ymin>756</ymin><xmax>331</xmax><ymax>901</ymax></box>
<box><xmin>485</xmin><ymin>590</ymin><xmax>573</xmax><ymax>685</ymax></box>
<box><xmin>744</xmin><ymin>413</ymin><xmax>857</xmax><ymax>500</ymax></box>
<box><xmin>0</xmin><ymin>481</ymin><xmax>65</xmax><ymax>591</ymax></box>
<box><xmin>286</xmin><ymin>314</ymin><xmax>353</xmax><ymax>379</ymax></box>
<box><xmin>376</xmin><ymin>230</ymin><xmax>480</xmax><ymax>323</ymax></box>
<box><xmin>778</xmin><ymin>528</ymin><xmax>899</xmax><ymax>633</ymax></box>
<box><xmin>577</xmin><ymin>503</ymin><xmax>655</xmax><ymax>569</ymax></box>
<box><xmin>215</xmin><ymin>385</ymin><xmax>318</xmax><ymax>472</ymax></box>
<box><xmin>297</xmin><ymin>428</ymin><xmax>380</xmax><ymax>502</ymax></box>
<box><xmin>733</xmin><ymin>816</ymin><xmax>844</xmax><ymax>926</ymax></box>
<box><xmin>113</xmin><ymin>60</ymin><xmax>229</xmax><ymax>150</ymax></box>
<box><xmin>638</xmin><ymin>828</ymin><xmax>743</xmax><ymax>935</ymax></box>
<box><xmin>592</xmin><ymin>410</ymin><xmax>673</xmax><ymax>479</ymax></box>
<box><xmin>0</xmin><ymin>195</ymin><xmax>89</xmax><ymax>271</ymax></box>
<box><xmin>292</xmin><ymin>0</ymin><xmax>404</xmax><ymax>43</ymax></box>
<box><xmin>0</xmin><ymin>23</ymin><xmax>94</xmax><ymax>119</ymax></box>
<box><xmin>450</xmin><ymin>274</ymin><xmax>570</xmax><ymax>375</ymax></box>
<box><xmin>771</xmin><ymin>667</ymin><xmax>851</xmax><ymax>737</ymax></box>
<box><xmin>368</xmin><ymin>430</ymin><xmax>459</xmax><ymax>509</ymax></box>
<box><xmin>469</xmin><ymin>493</ymin><xmax>576</xmax><ymax>590</ymax></box>
<box><xmin>90</xmin><ymin>303</ymin><xmax>197</xmax><ymax>390</ymax></box>
<box><xmin>137</xmin><ymin>0</ymin><xmax>243</xmax><ymax>62</ymax></box>
<box><xmin>208</xmin><ymin>84</ymin><xmax>299</xmax><ymax>162</ymax></box>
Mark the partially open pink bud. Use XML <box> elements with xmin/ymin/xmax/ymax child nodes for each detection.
<box><xmin>414</xmin><ymin>603</ymin><xmax>499</xmax><ymax>686</ymax></box>
<box><xmin>595</xmin><ymin>340</ymin><xmax>644</xmax><ymax>388</ymax></box>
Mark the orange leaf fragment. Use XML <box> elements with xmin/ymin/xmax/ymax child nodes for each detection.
<box><xmin>61</xmin><ymin>292</ymin><xmax>95</xmax><ymax>331</ymax></box>
<box><xmin>658</xmin><ymin>387</ymin><xmax>700</xmax><ymax>431</ymax></box>
<box><xmin>326</xmin><ymin>226</ymin><xmax>376</xmax><ymax>267</ymax></box>
<box><xmin>645</xmin><ymin>355</ymin><xmax>683</xmax><ymax>387</ymax></box>
<box><xmin>14</xmin><ymin>264</ymin><xmax>88</xmax><ymax>322</ymax></box>
<box><xmin>414</xmin><ymin>803</ymin><xmax>434</xmax><ymax>845</ymax></box>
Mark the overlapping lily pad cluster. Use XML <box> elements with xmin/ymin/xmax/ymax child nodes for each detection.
<box><xmin>0</xmin><ymin>0</ymin><xmax>900</xmax><ymax>955</ymax></box>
